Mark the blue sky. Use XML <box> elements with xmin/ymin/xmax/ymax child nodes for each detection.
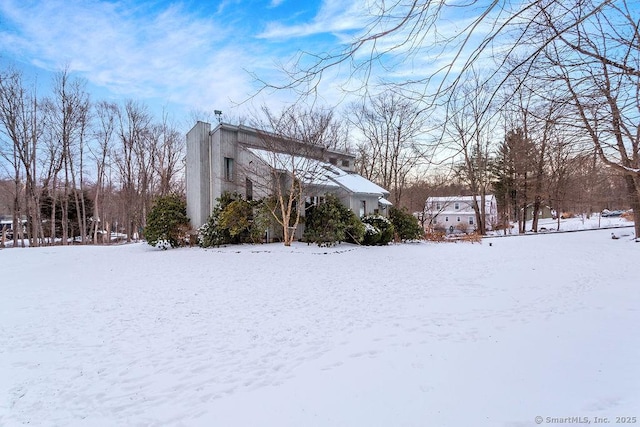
<box><xmin>0</xmin><ymin>0</ymin><xmax>536</xmax><ymax>129</ymax></box>
<box><xmin>0</xmin><ymin>0</ymin><xmax>377</xmax><ymax>125</ymax></box>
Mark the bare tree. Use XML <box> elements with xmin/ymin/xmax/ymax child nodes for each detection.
<box><xmin>350</xmin><ymin>91</ymin><xmax>427</xmax><ymax>206</ymax></box>
<box><xmin>46</xmin><ymin>69</ymin><xmax>91</xmax><ymax>244</ymax></box>
<box><xmin>0</xmin><ymin>68</ymin><xmax>43</xmax><ymax>246</ymax></box>
<box><xmin>532</xmin><ymin>0</ymin><xmax>640</xmax><ymax>237</ymax></box>
<box><xmin>544</xmin><ymin>126</ymin><xmax>575</xmax><ymax>231</ymax></box>
<box><xmin>153</xmin><ymin>111</ymin><xmax>185</xmax><ymax>196</ymax></box>
<box><xmin>114</xmin><ymin>100</ymin><xmax>152</xmax><ymax>242</ymax></box>
<box><xmin>248</xmin><ymin>106</ymin><xmax>344</xmax><ymax>246</ymax></box>
<box><xmin>446</xmin><ymin>69</ymin><xmax>497</xmax><ymax>235</ymax></box>
<box><xmin>255</xmin><ymin>0</ymin><xmax>637</xmax><ymax>235</ymax></box>
<box><xmin>91</xmin><ymin>101</ymin><xmax>118</xmax><ymax>243</ymax></box>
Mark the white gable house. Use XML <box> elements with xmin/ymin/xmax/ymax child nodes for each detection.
<box><xmin>424</xmin><ymin>195</ymin><xmax>498</xmax><ymax>233</ymax></box>
<box><xmin>186</xmin><ymin>121</ymin><xmax>391</xmax><ymax>239</ymax></box>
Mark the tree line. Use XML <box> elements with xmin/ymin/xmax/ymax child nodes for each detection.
<box><xmin>1</xmin><ymin>62</ymin><xmax>633</xmax><ymax>247</ymax></box>
<box><xmin>256</xmin><ymin>0</ymin><xmax>640</xmax><ymax>239</ymax></box>
<box><xmin>0</xmin><ymin>67</ymin><xmax>184</xmax><ymax>247</ymax></box>
<box><xmin>2</xmin><ymin>0</ymin><xmax>638</xmax><ymax>244</ymax></box>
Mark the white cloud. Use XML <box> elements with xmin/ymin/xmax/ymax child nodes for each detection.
<box><xmin>257</xmin><ymin>0</ymin><xmax>368</xmax><ymax>40</ymax></box>
<box><xmin>0</xmin><ymin>0</ymin><xmax>517</xmax><ymax>124</ymax></box>
<box><xmin>0</xmin><ymin>0</ymin><xmax>263</xmax><ymax>118</ymax></box>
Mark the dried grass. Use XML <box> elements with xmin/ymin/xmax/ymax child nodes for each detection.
<box><xmin>622</xmin><ymin>210</ymin><xmax>634</xmax><ymax>222</ymax></box>
<box><xmin>424</xmin><ymin>231</ymin><xmax>447</xmax><ymax>242</ymax></box>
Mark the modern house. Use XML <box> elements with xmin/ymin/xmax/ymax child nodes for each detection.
<box><xmin>424</xmin><ymin>195</ymin><xmax>498</xmax><ymax>233</ymax></box>
<box><xmin>186</xmin><ymin>121</ymin><xmax>391</xmax><ymax>238</ymax></box>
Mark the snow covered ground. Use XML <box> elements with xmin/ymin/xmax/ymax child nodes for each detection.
<box><xmin>492</xmin><ymin>214</ymin><xmax>632</xmax><ymax>235</ymax></box>
<box><xmin>1</xmin><ymin>224</ymin><xmax>639</xmax><ymax>426</ymax></box>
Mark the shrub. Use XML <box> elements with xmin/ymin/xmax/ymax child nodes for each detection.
<box><xmin>455</xmin><ymin>222</ymin><xmax>468</xmax><ymax>233</ymax></box>
<box><xmin>199</xmin><ymin>192</ymin><xmax>270</xmax><ymax>247</ymax></box>
<box><xmin>198</xmin><ymin>193</ymin><xmax>235</xmax><ymax>247</ymax></box>
<box><xmin>303</xmin><ymin>194</ymin><xmax>365</xmax><ymax>246</ymax></box>
<box><xmin>461</xmin><ymin>233</ymin><xmax>483</xmax><ymax>243</ymax></box>
<box><xmin>219</xmin><ymin>199</ymin><xmax>254</xmax><ymax>241</ymax></box>
<box><xmin>145</xmin><ymin>194</ymin><xmax>190</xmax><ymax>249</ymax></box>
<box><xmin>361</xmin><ymin>215</ymin><xmax>394</xmax><ymax>246</ymax></box>
<box><xmin>389</xmin><ymin>206</ymin><xmax>424</xmax><ymax>241</ymax></box>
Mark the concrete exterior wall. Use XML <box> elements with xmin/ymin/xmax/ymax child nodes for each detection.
<box><xmin>216</xmin><ymin>126</ymin><xmax>240</xmax><ymax>200</ymax></box>
<box><xmin>185</xmin><ymin>121</ymin><xmax>212</xmax><ymax>229</ymax></box>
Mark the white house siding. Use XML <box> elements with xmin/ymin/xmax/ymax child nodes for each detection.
<box><xmin>424</xmin><ymin>195</ymin><xmax>498</xmax><ymax>233</ymax></box>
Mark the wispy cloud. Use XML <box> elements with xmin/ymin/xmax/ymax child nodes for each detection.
<box><xmin>0</xmin><ymin>0</ymin><xmax>258</xmax><ymax>115</ymax></box>
<box><xmin>257</xmin><ymin>0</ymin><xmax>368</xmax><ymax>40</ymax></box>
<box><xmin>0</xmin><ymin>0</ymin><xmax>513</xmax><ymax>122</ymax></box>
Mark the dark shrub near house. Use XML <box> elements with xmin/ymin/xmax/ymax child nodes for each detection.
<box><xmin>303</xmin><ymin>193</ymin><xmax>365</xmax><ymax>246</ymax></box>
<box><xmin>145</xmin><ymin>194</ymin><xmax>190</xmax><ymax>249</ymax></box>
<box><xmin>389</xmin><ymin>206</ymin><xmax>424</xmax><ymax>241</ymax></box>
<box><xmin>362</xmin><ymin>215</ymin><xmax>394</xmax><ymax>246</ymax></box>
<box><xmin>198</xmin><ymin>192</ymin><xmax>270</xmax><ymax>247</ymax></box>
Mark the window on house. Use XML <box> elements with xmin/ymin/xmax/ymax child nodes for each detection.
<box><xmin>245</xmin><ymin>177</ymin><xmax>253</xmax><ymax>201</ymax></box>
<box><xmin>329</xmin><ymin>157</ymin><xmax>338</xmax><ymax>165</ymax></box>
<box><xmin>436</xmin><ymin>203</ymin><xmax>441</xmax><ymax>210</ymax></box>
<box><xmin>306</xmin><ymin>196</ymin><xmax>323</xmax><ymax>207</ymax></box>
<box><xmin>469</xmin><ymin>216</ymin><xmax>474</xmax><ymax>225</ymax></box>
<box><xmin>457</xmin><ymin>216</ymin><xmax>461</xmax><ymax>222</ymax></box>
<box><xmin>341</xmin><ymin>159</ymin><xmax>350</xmax><ymax>167</ymax></box>
<box><xmin>445</xmin><ymin>216</ymin><xmax>449</xmax><ymax>222</ymax></box>
<box><xmin>454</xmin><ymin>202</ymin><xmax>460</xmax><ymax>210</ymax></box>
<box><xmin>224</xmin><ymin>157</ymin><xmax>234</xmax><ymax>181</ymax></box>
<box><xmin>359</xmin><ymin>200</ymin><xmax>366</xmax><ymax>217</ymax></box>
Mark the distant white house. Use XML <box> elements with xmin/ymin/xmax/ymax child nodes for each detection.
<box><xmin>424</xmin><ymin>195</ymin><xmax>498</xmax><ymax>233</ymax></box>
<box><xmin>186</xmin><ymin>121</ymin><xmax>391</xmax><ymax>240</ymax></box>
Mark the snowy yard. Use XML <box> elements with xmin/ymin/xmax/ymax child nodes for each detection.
<box><xmin>1</xmin><ymin>226</ymin><xmax>639</xmax><ymax>426</ymax></box>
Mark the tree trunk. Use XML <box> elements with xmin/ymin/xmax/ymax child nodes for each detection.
<box><xmin>532</xmin><ymin>195</ymin><xmax>541</xmax><ymax>233</ymax></box>
<box><xmin>624</xmin><ymin>175</ymin><xmax>640</xmax><ymax>240</ymax></box>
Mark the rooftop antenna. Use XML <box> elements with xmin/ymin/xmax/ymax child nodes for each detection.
<box><xmin>214</xmin><ymin>110</ymin><xmax>223</xmax><ymax>123</ymax></box>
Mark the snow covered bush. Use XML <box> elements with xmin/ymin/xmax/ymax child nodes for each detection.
<box><xmin>303</xmin><ymin>194</ymin><xmax>365</xmax><ymax>246</ymax></box>
<box><xmin>144</xmin><ymin>194</ymin><xmax>190</xmax><ymax>249</ymax></box>
<box><xmin>361</xmin><ymin>215</ymin><xmax>394</xmax><ymax>246</ymax></box>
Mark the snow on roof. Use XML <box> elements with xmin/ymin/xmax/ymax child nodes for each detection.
<box><xmin>329</xmin><ymin>168</ymin><xmax>389</xmax><ymax>196</ymax></box>
<box><xmin>245</xmin><ymin>147</ymin><xmax>337</xmax><ymax>187</ymax></box>
<box><xmin>424</xmin><ymin>195</ymin><xmax>496</xmax><ymax>215</ymax></box>
<box><xmin>426</xmin><ymin>195</ymin><xmax>496</xmax><ymax>203</ymax></box>
<box><xmin>245</xmin><ymin>147</ymin><xmax>389</xmax><ymax>197</ymax></box>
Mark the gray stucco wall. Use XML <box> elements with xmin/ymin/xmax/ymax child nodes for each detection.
<box><xmin>186</xmin><ymin>121</ymin><xmax>211</xmax><ymax>228</ymax></box>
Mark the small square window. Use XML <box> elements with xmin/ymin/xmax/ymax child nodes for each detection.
<box><xmin>341</xmin><ymin>159</ymin><xmax>349</xmax><ymax>167</ymax></box>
